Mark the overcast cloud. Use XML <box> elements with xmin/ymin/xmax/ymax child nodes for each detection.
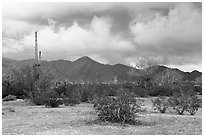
<box><xmin>2</xmin><ymin>2</ymin><xmax>202</xmax><ymax>72</ymax></box>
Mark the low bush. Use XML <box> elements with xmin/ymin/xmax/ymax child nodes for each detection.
<box><xmin>3</xmin><ymin>95</ymin><xmax>17</xmax><ymax>101</ymax></box>
<box><xmin>186</xmin><ymin>96</ymin><xmax>200</xmax><ymax>115</ymax></box>
<box><xmin>45</xmin><ymin>98</ymin><xmax>62</xmax><ymax>108</ymax></box>
<box><xmin>31</xmin><ymin>90</ymin><xmax>46</xmax><ymax>105</ymax></box>
<box><xmin>53</xmin><ymin>82</ymin><xmax>81</xmax><ymax>105</ymax></box>
<box><xmin>152</xmin><ymin>96</ymin><xmax>169</xmax><ymax>113</ymax></box>
<box><xmin>2</xmin><ymin>75</ymin><xmax>13</xmax><ymax>98</ymax></box>
<box><xmin>64</xmin><ymin>86</ymin><xmax>81</xmax><ymax>105</ymax></box>
<box><xmin>30</xmin><ymin>89</ymin><xmax>64</xmax><ymax>107</ymax></box>
<box><xmin>44</xmin><ymin>89</ymin><xmax>62</xmax><ymax>108</ymax></box>
<box><xmin>80</xmin><ymin>89</ymin><xmax>90</xmax><ymax>103</ymax></box>
<box><xmin>152</xmin><ymin>90</ymin><xmax>200</xmax><ymax>115</ymax></box>
<box><xmin>168</xmin><ymin>96</ymin><xmax>200</xmax><ymax>115</ymax></box>
<box><xmin>94</xmin><ymin>90</ymin><xmax>145</xmax><ymax>124</ymax></box>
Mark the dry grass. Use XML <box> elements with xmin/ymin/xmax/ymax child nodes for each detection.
<box><xmin>2</xmin><ymin>98</ymin><xmax>202</xmax><ymax>135</ymax></box>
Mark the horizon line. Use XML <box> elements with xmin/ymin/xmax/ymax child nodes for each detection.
<box><xmin>2</xmin><ymin>56</ymin><xmax>202</xmax><ymax>73</ymax></box>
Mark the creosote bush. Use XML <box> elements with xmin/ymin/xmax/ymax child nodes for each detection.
<box><xmin>94</xmin><ymin>90</ymin><xmax>145</xmax><ymax>124</ymax></box>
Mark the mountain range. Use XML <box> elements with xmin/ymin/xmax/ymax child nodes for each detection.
<box><xmin>2</xmin><ymin>56</ymin><xmax>202</xmax><ymax>83</ymax></box>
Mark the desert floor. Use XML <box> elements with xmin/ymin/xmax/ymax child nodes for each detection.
<box><xmin>2</xmin><ymin>98</ymin><xmax>202</xmax><ymax>135</ymax></box>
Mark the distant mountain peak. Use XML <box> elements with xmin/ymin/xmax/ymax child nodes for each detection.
<box><xmin>81</xmin><ymin>56</ymin><xmax>91</xmax><ymax>60</ymax></box>
<box><xmin>191</xmin><ymin>70</ymin><xmax>200</xmax><ymax>73</ymax></box>
<box><xmin>74</xmin><ymin>56</ymin><xmax>94</xmax><ymax>63</ymax></box>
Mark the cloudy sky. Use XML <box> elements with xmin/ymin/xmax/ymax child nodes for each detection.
<box><xmin>2</xmin><ymin>2</ymin><xmax>202</xmax><ymax>72</ymax></box>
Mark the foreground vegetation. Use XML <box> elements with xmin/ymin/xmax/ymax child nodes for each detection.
<box><xmin>2</xmin><ymin>64</ymin><xmax>202</xmax><ymax>129</ymax></box>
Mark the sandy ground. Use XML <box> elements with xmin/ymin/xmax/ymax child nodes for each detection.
<box><xmin>2</xmin><ymin>98</ymin><xmax>202</xmax><ymax>135</ymax></box>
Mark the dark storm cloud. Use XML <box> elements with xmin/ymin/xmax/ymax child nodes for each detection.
<box><xmin>2</xmin><ymin>2</ymin><xmax>177</xmax><ymax>30</ymax></box>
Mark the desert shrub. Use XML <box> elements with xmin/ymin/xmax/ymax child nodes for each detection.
<box><xmin>152</xmin><ymin>96</ymin><xmax>169</xmax><ymax>113</ymax></box>
<box><xmin>8</xmin><ymin>66</ymin><xmax>39</xmax><ymax>98</ymax></box>
<box><xmin>3</xmin><ymin>78</ymin><xmax>26</xmax><ymax>99</ymax></box>
<box><xmin>31</xmin><ymin>90</ymin><xmax>46</xmax><ymax>105</ymax></box>
<box><xmin>137</xmin><ymin>76</ymin><xmax>154</xmax><ymax>91</ymax></box>
<box><xmin>80</xmin><ymin>84</ymin><xmax>94</xmax><ymax>102</ymax></box>
<box><xmin>63</xmin><ymin>84</ymin><xmax>81</xmax><ymax>105</ymax></box>
<box><xmin>3</xmin><ymin>71</ymin><xmax>29</xmax><ymax>98</ymax></box>
<box><xmin>102</xmin><ymin>84</ymin><xmax>119</xmax><ymax>97</ymax></box>
<box><xmin>168</xmin><ymin>84</ymin><xmax>198</xmax><ymax>115</ymax></box>
<box><xmin>78</xmin><ymin>84</ymin><xmax>103</xmax><ymax>103</ymax></box>
<box><xmin>94</xmin><ymin>90</ymin><xmax>145</xmax><ymax>124</ymax></box>
<box><xmin>53</xmin><ymin>81</ymin><xmax>68</xmax><ymax>95</ymax></box>
<box><xmin>2</xmin><ymin>75</ymin><xmax>13</xmax><ymax>98</ymax></box>
<box><xmin>121</xmin><ymin>82</ymin><xmax>149</xmax><ymax>97</ymax></box>
<box><xmin>150</xmin><ymin>83</ymin><xmax>200</xmax><ymax>115</ymax></box>
<box><xmin>168</xmin><ymin>96</ymin><xmax>188</xmax><ymax>115</ymax></box>
<box><xmin>80</xmin><ymin>85</ymin><xmax>93</xmax><ymax>102</ymax></box>
<box><xmin>3</xmin><ymin>95</ymin><xmax>17</xmax><ymax>101</ymax></box>
<box><xmin>80</xmin><ymin>90</ymin><xmax>89</xmax><ymax>102</ymax></box>
<box><xmin>3</xmin><ymin>65</ymin><xmax>54</xmax><ymax>100</ymax></box>
<box><xmin>92</xmin><ymin>96</ymin><xmax>101</xmax><ymax>108</ymax></box>
<box><xmin>52</xmin><ymin>81</ymin><xmax>82</xmax><ymax>105</ymax></box>
<box><xmin>44</xmin><ymin>89</ymin><xmax>62</xmax><ymax>108</ymax></box>
<box><xmin>91</xmin><ymin>84</ymin><xmax>107</xmax><ymax>97</ymax></box>
<box><xmin>29</xmin><ymin>88</ymin><xmax>63</xmax><ymax>107</ymax></box>
<box><xmin>186</xmin><ymin>96</ymin><xmax>200</xmax><ymax>115</ymax></box>
<box><xmin>45</xmin><ymin>98</ymin><xmax>62</xmax><ymax>108</ymax></box>
<box><xmin>168</xmin><ymin>95</ymin><xmax>200</xmax><ymax>115</ymax></box>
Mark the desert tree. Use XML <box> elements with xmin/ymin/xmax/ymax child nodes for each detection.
<box><xmin>153</xmin><ymin>69</ymin><xmax>183</xmax><ymax>86</ymax></box>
